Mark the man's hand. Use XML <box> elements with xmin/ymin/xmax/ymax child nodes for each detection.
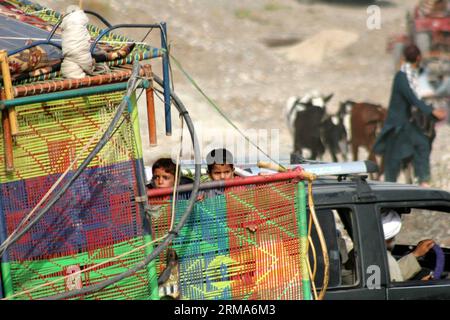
<box><xmin>432</xmin><ymin>108</ymin><xmax>447</xmax><ymax>121</ymax></box>
<box><xmin>421</xmin><ymin>274</ymin><xmax>433</xmax><ymax>281</ymax></box>
<box><xmin>412</xmin><ymin>239</ymin><xmax>435</xmax><ymax>258</ymax></box>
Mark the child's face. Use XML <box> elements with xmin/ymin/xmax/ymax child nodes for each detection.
<box><xmin>209</xmin><ymin>164</ymin><xmax>234</xmax><ymax>181</ymax></box>
<box><xmin>153</xmin><ymin>168</ymin><xmax>175</xmax><ymax>188</ymax></box>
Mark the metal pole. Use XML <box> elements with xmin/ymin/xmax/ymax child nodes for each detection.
<box><xmin>148</xmin><ymin>169</ymin><xmax>315</xmax><ymax>198</ymax></box>
<box><xmin>160</xmin><ymin>22</ymin><xmax>172</xmax><ymax>136</ymax></box>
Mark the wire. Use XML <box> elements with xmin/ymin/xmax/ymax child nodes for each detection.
<box><xmin>308</xmin><ymin>235</ymin><xmax>317</xmax><ymax>281</ymax></box>
<box><xmin>169</xmin><ymin>115</ymin><xmax>184</xmax><ymax>232</ymax></box>
<box><xmin>109</xmin><ymin>87</ymin><xmax>146</xmax><ymax>138</ymax></box>
<box><xmin>306</xmin><ymin>257</ymin><xmax>319</xmax><ymax>300</ymax></box>
<box><xmin>168</xmin><ymin>53</ymin><xmax>286</xmax><ymax>171</ymax></box>
<box><xmin>307</xmin><ymin>179</ymin><xmax>329</xmax><ymax>300</ymax></box>
<box><xmin>144</xmin><ymin>83</ymin><xmax>184</xmax><ymax>233</ymax></box>
<box><xmin>307</xmin><ymin>209</ymin><xmax>317</xmax><ymax>280</ymax></box>
<box><xmin>140</xmin><ymin>28</ymin><xmax>154</xmax><ymax>43</ymax></box>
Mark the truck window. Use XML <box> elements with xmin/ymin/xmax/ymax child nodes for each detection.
<box><xmin>309</xmin><ymin>207</ymin><xmax>358</xmax><ymax>289</ymax></box>
<box><xmin>380</xmin><ymin>207</ymin><xmax>450</xmax><ymax>283</ymax></box>
<box><xmin>396</xmin><ymin>209</ymin><xmax>450</xmax><ymax>248</ymax></box>
<box><xmin>334</xmin><ymin>209</ymin><xmax>358</xmax><ymax>286</ymax></box>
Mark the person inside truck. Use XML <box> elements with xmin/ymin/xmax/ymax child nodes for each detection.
<box><xmin>382</xmin><ymin>209</ymin><xmax>435</xmax><ymax>281</ymax></box>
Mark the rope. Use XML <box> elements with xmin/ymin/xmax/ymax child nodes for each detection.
<box><xmin>140</xmin><ymin>29</ymin><xmax>154</xmax><ymax>44</ymax></box>
<box><xmin>306</xmin><ymin>210</ymin><xmax>317</xmax><ymax>280</ymax></box>
<box><xmin>306</xmin><ymin>257</ymin><xmax>319</xmax><ymax>300</ymax></box>
<box><xmin>169</xmin><ymin>115</ymin><xmax>184</xmax><ymax>232</ymax></box>
<box><xmin>305</xmin><ymin>183</ymin><xmax>318</xmax><ymax>299</ymax></box>
<box><xmin>168</xmin><ymin>53</ymin><xmax>285</xmax><ymax>171</ymax></box>
<box><xmin>151</xmin><ymin>84</ymin><xmax>184</xmax><ymax>233</ymax></box>
<box><xmin>307</xmin><ymin>179</ymin><xmax>329</xmax><ymax>300</ymax></box>
<box><xmin>308</xmin><ymin>235</ymin><xmax>318</xmax><ymax>281</ymax></box>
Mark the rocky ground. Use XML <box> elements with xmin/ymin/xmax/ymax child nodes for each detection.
<box><xmin>39</xmin><ymin>0</ymin><xmax>450</xmax><ymax>244</ymax></box>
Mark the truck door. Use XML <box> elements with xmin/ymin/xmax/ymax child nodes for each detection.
<box><xmin>314</xmin><ymin>205</ymin><xmax>387</xmax><ymax>300</ymax></box>
<box><xmin>377</xmin><ymin>203</ymin><xmax>450</xmax><ymax>300</ymax></box>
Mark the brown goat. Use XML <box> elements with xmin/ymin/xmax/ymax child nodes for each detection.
<box><xmin>342</xmin><ymin>101</ymin><xmax>387</xmax><ymax>177</ymax></box>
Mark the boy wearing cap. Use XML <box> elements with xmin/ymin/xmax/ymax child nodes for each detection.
<box><xmin>206</xmin><ymin>148</ymin><xmax>236</xmax><ymax>181</ymax></box>
<box><xmin>382</xmin><ymin>209</ymin><xmax>435</xmax><ymax>281</ymax></box>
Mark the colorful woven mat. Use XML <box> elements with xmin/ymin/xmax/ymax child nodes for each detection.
<box><xmin>0</xmin><ymin>90</ymin><xmax>157</xmax><ymax>300</ymax></box>
<box><xmin>4</xmin><ymin>237</ymin><xmax>154</xmax><ymax>300</ymax></box>
<box><xmin>0</xmin><ymin>92</ymin><xmax>135</xmax><ymax>181</ymax></box>
<box><xmin>150</xmin><ymin>181</ymin><xmax>310</xmax><ymax>300</ymax></box>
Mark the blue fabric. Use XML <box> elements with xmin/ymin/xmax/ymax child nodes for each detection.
<box><xmin>0</xmin><ymin>15</ymin><xmax>62</xmax><ymax>59</ymax></box>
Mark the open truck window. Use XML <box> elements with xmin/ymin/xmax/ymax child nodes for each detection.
<box><xmin>379</xmin><ymin>206</ymin><xmax>450</xmax><ymax>283</ymax></box>
<box><xmin>309</xmin><ymin>207</ymin><xmax>358</xmax><ymax>289</ymax></box>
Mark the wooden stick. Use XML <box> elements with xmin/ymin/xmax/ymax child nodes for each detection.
<box><xmin>146</xmin><ymin>86</ymin><xmax>157</xmax><ymax>147</ymax></box>
<box><xmin>0</xmin><ymin>50</ymin><xmax>19</xmax><ymax>136</ymax></box>
<box><xmin>1</xmin><ymin>89</ymin><xmax>14</xmax><ymax>172</ymax></box>
<box><xmin>79</xmin><ymin>0</ymin><xmax>84</xmax><ymax>10</ymax></box>
<box><xmin>142</xmin><ymin>64</ymin><xmax>157</xmax><ymax>147</ymax></box>
<box><xmin>2</xmin><ymin>111</ymin><xmax>13</xmax><ymax>172</ymax></box>
<box><xmin>257</xmin><ymin>160</ymin><xmax>287</xmax><ymax>172</ymax></box>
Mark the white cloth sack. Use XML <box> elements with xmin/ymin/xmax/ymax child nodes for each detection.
<box><xmin>60</xmin><ymin>6</ymin><xmax>94</xmax><ymax>79</ymax></box>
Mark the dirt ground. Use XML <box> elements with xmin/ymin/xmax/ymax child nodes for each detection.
<box><xmin>39</xmin><ymin>0</ymin><xmax>450</xmax><ymax>243</ymax></box>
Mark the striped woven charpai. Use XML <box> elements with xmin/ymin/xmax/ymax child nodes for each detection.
<box><xmin>0</xmin><ymin>90</ymin><xmax>157</xmax><ymax>300</ymax></box>
<box><xmin>150</xmin><ymin>181</ymin><xmax>307</xmax><ymax>300</ymax></box>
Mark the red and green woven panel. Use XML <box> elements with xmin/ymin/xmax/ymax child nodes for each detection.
<box><xmin>3</xmin><ymin>237</ymin><xmax>153</xmax><ymax>300</ymax></box>
<box><xmin>150</xmin><ymin>181</ymin><xmax>311</xmax><ymax>300</ymax></box>
<box><xmin>0</xmin><ymin>92</ymin><xmax>136</xmax><ymax>181</ymax></box>
<box><xmin>0</xmin><ymin>91</ymin><xmax>158</xmax><ymax>299</ymax></box>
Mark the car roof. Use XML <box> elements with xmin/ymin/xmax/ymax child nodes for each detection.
<box><xmin>310</xmin><ymin>176</ymin><xmax>450</xmax><ymax>206</ymax></box>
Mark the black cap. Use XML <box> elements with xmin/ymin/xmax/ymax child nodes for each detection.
<box><xmin>206</xmin><ymin>148</ymin><xmax>234</xmax><ymax>166</ymax></box>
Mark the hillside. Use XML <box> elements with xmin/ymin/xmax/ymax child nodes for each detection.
<box><xmin>38</xmin><ymin>0</ymin><xmax>449</xmax><ymax>191</ymax></box>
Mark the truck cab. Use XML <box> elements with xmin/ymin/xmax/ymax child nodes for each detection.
<box><xmin>309</xmin><ymin>176</ymin><xmax>450</xmax><ymax>300</ymax></box>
